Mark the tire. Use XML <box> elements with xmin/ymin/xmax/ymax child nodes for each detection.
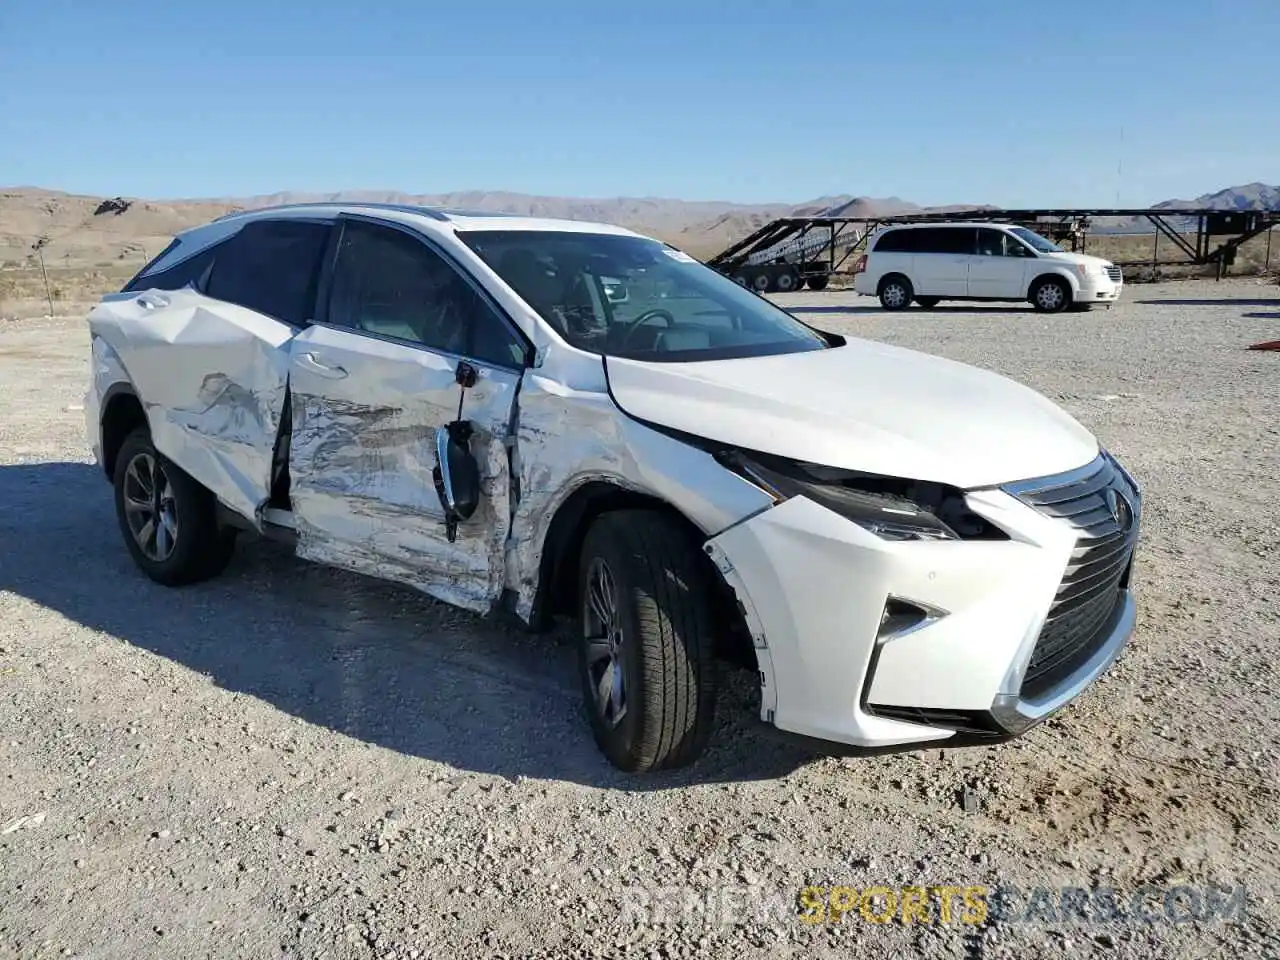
<box><xmin>878</xmin><ymin>274</ymin><xmax>913</xmax><ymax>311</ymax></box>
<box><xmin>112</xmin><ymin>427</ymin><xmax>236</xmax><ymax>586</ymax></box>
<box><xmin>751</xmin><ymin>272</ymin><xmax>772</xmax><ymax>294</ymax></box>
<box><xmin>806</xmin><ymin>276</ymin><xmax>829</xmax><ymax>291</ymax></box>
<box><xmin>732</xmin><ymin>273</ymin><xmax>749</xmax><ymax>288</ymax></box>
<box><xmin>915</xmin><ymin>296</ymin><xmax>941</xmax><ymax>309</ymax></box>
<box><xmin>577</xmin><ymin>510</ymin><xmax>717</xmax><ymax>772</ymax></box>
<box><xmin>774</xmin><ymin>272</ymin><xmax>798</xmax><ymax>293</ymax></box>
<box><xmin>1031</xmin><ymin>276</ymin><xmax>1071</xmax><ymax>313</ymax></box>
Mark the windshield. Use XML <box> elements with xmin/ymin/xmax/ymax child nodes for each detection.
<box><xmin>1009</xmin><ymin>227</ymin><xmax>1062</xmax><ymax>253</ymax></box>
<box><xmin>459</xmin><ymin>230</ymin><xmax>830</xmax><ymax>362</ymax></box>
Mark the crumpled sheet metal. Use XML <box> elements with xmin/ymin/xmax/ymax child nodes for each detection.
<box><xmin>87</xmin><ymin>292</ymin><xmax>291</xmax><ymax>526</ymax></box>
<box><xmin>288</xmin><ymin>388</ymin><xmax>514</xmax><ymax>616</ymax></box>
<box><xmin>505</xmin><ymin>371</ymin><xmax>772</xmax><ymax>623</ymax></box>
<box><xmin>86</xmin><ymin>334</ymin><xmax>130</xmax><ymax>468</ymax></box>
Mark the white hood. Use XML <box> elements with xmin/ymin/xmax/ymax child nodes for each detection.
<box><xmin>605</xmin><ymin>339</ymin><xmax>1099</xmax><ymax>489</ymax></box>
<box><xmin>1039</xmin><ymin>250</ymin><xmax>1112</xmax><ymax>268</ymax></box>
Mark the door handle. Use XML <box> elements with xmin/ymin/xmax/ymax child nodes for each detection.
<box><xmin>297</xmin><ymin>351</ymin><xmax>348</xmax><ymax>379</ymax></box>
<box><xmin>135</xmin><ymin>292</ymin><xmax>169</xmax><ymax>310</ymax></box>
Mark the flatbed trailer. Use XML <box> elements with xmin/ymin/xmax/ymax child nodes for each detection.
<box><xmin>706</xmin><ymin>208</ymin><xmax>1280</xmax><ymax>291</ymax></box>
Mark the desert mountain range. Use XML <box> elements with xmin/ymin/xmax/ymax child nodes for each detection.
<box><xmin>1</xmin><ymin>182</ymin><xmax>1276</xmax><ymax>269</ymax></box>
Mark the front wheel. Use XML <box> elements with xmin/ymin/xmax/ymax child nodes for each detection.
<box><xmin>112</xmin><ymin>427</ymin><xmax>236</xmax><ymax>586</ymax></box>
<box><xmin>577</xmin><ymin>510</ymin><xmax>717</xmax><ymax>772</ymax></box>
<box><xmin>1031</xmin><ymin>277</ymin><xmax>1071</xmax><ymax>313</ymax></box>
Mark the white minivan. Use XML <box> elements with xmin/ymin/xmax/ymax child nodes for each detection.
<box><xmin>85</xmin><ymin>203</ymin><xmax>1141</xmax><ymax>772</ymax></box>
<box><xmin>853</xmin><ymin>222</ymin><xmax>1123</xmax><ymax>312</ymax></box>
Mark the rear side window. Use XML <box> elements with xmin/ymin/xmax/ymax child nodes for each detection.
<box><xmin>205</xmin><ymin>220</ymin><xmax>332</xmax><ymax>325</ymax></box>
<box><xmin>926</xmin><ymin>227</ymin><xmax>976</xmax><ymax>255</ymax></box>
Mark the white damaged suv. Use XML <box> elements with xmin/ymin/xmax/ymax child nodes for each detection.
<box><xmin>85</xmin><ymin>203</ymin><xmax>1143</xmax><ymax>771</ymax></box>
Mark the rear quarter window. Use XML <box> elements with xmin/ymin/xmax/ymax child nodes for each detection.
<box><xmin>873</xmin><ymin>229</ymin><xmax>916</xmax><ymax>253</ymax></box>
<box><xmin>122</xmin><ymin>240</ymin><xmax>216</xmax><ymax>293</ymax></box>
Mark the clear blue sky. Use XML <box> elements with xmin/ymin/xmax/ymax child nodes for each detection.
<box><xmin>1</xmin><ymin>0</ymin><xmax>1275</xmax><ymax>206</ymax></box>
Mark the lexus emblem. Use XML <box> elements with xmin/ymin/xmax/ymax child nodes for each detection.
<box><xmin>1105</xmin><ymin>487</ymin><xmax>1133</xmax><ymax>531</ymax></box>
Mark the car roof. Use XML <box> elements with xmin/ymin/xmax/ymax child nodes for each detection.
<box><xmin>879</xmin><ymin>221</ymin><xmax>1016</xmax><ymax>230</ymax></box>
<box><xmin>204</xmin><ymin>201</ymin><xmax>643</xmax><ymax>238</ymax></box>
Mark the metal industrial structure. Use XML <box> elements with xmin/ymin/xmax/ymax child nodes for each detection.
<box><xmin>706</xmin><ymin>207</ymin><xmax>1280</xmax><ymax>292</ymax></box>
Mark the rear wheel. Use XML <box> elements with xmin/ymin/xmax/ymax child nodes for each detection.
<box><xmin>577</xmin><ymin>510</ymin><xmax>717</xmax><ymax>772</ymax></box>
<box><xmin>112</xmin><ymin>427</ymin><xmax>236</xmax><ymax>586</ymax></box>
<box><xmin>915</xmin><ymin>296</ymin><xmax>941</xmax><ymax>309</ymax></box>
<box><xmin>774</xmin><ymin>272</ymin><xmax>798</xmax><ymax>293</ymax></box>
<box><xmin>878</xmin><ymin>275</ymin><xmax>913</xmax><ymax>311</ymax></box>
<box><xmin>751</xmin><ymin>272</ymin><xmax>772</xmax><ymax>294</ymax></box>
<box><xmin>1031</xmin><ymin>277</ymin><xmax>1071</xmax><ymax>313</ymax></box>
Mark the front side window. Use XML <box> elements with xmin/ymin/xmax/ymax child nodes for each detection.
<box><xmin>459</xmin><ymin>230</ymin><xmax>830</xmax><ymax>362</ymax></box>
<box><xmin>327</xmin><ymin>220</ymin><xmax>524</xmax><ymax>367</ymax></box>
<box><xmin>1009</xmin><ymin>227</ymin><xmax>1061</xmax><ymax>254</ymax></box>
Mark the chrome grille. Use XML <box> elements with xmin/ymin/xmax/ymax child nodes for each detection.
<box><xmin>1105</xmin><ymin>265</ymin><xmax>1123</xmax><ymax>283</ymax></box>
<box><xmin>1005</xmin><ymin>454</ymin><xmax>1140</xmax><ymax>699</ymax></box>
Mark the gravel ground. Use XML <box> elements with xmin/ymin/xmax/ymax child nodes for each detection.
<box><xmin>1</xmin><ymin>279</ymin><xmax>1278</xmax><ymax>960</ymax></box>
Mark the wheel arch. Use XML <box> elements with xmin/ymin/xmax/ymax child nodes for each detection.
<box><xmin>1027</xmin><ymin>269</ymin><xmax>1078</xmax><ymax>302</ymax></box>
<box><xmin>100</xmin><ymin>384</ymin><xmax>148</xmax><ymax>479</ymax></box>
<box><xmin>527</xmin><ymin>480</ymin><xmax>755</xmax><ymax>667</ymax></box>
<box><xmin>876</xmin><ymin>271</ymin><xmax>912</xmax><ymax>296</ymax></box>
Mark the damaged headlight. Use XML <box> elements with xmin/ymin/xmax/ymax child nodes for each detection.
<box><xmin>717</xmin><ymin>449</ymin><xmax>1004</xmax><ymax>542</ymax></box>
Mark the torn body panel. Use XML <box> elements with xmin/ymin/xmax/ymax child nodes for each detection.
<box><xmin>86</xmin><ymin>289</ymin><xmax>292</xmax><ymax>525</ymax></box>
<box><xmin>85</xmin><ymin>335</ymin><xmax>132</xmax><ymax>468</ymax></box>
<box><xmin>505</xmin><ymin>366</ymin><xmax>773</xmax><ymax>622</ymax></box>
<box><xmin>287</xmin><ymin>324</ymin><xmax>518</xmax><ymax>614</ymax></box>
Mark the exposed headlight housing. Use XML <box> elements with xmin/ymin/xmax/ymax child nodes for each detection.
<box><xmin>717</xmin><ymin>449</ymin><xmax>1007</xmax><ymax>542</ymax></box>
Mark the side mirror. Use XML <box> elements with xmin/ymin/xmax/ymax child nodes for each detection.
<box><xmin>432</xmin><ymin>421</ymin><xmax>480</xmax><ymax>542</ymax></box>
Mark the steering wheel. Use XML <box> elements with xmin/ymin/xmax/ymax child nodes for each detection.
<box><xmin>614</xmin><ymin>308</ymin><xmax>676</xmax><ymax>348</ymax></box>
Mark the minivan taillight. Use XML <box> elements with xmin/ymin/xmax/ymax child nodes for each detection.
<box><xmin>853</xmin><ymin>254</ymin><xmax>868</xmax><ymax>274</ymax></box>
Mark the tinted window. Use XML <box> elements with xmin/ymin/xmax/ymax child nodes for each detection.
<box><xmin>923</xmin><ymin>227</ymin><xmax>976</xmax><ymax>255</ymax></box>
<box><xmin>206</xmin><ymin>220</ymin><xmax>331</xmax><ymax>325</ymax></box>
<box><xmin>123</xmin><ymin>243</ymin><xmax>217</xmax><ymax>293</ymax></box>
<box><xmin>327</xmin><ymin>220</ymin><xmax>524</xmax><ymax>367</ymax></box>
<box><xmin>873</xmin><ymin>229</ymin><xmax>915</xmax><ymax>253</ymax></box>
<box><xmin>460</xmin><ymin>230</ymin><xmax>830</xmax><ymax>362</ymax></box>
<box><xmin>975</xmin><ymin>228</ymin><xmax>1007</xmax><ymax>256</ymax></box>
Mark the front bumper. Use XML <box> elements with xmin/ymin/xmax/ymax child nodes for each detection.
<box><xmin>1077</xmin><ymin>276</ymin><xmax>1123</xmax><ymax>302</ymax></box>
<box><xmin>705</xmin><ymin>456</ymin><xmax>1139</xmax><ymax>750</ymax></box>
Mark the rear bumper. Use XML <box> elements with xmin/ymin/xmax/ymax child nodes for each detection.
<box><xmin>704</xmin><ymin>474</ymin><xmax>1138</xmax><ymax>751</ymax></box>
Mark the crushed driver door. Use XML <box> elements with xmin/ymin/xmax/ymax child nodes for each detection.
<box><xmin>286</xmin><ymin>215</ymin><xmax>528</xmax><ymax>613</ymax></box>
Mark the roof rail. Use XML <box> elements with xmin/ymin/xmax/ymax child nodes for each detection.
<box><xmin>212</xmin><ymin>201</ymin><xmax>452</xmax><ymax>222</ymax></box>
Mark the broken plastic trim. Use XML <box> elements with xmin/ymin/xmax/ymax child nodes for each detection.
<box><xmin>714</xmin><ymin>448</ymin><xmax>1006</xmax><ymax>542</ymax></box>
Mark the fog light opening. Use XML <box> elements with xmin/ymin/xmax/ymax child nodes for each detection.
<box><xmin>877</xmin><ymin>597</ymin><xmax>946</xmax><ymax>641</ymax></box>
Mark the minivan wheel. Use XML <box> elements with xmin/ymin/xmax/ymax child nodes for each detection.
<box><xmin>878</xmin><ymin>275</ymin><xmax>913</xmax><ymax>311</ymax></box>
<box><xmin>112</xmin><ymin>427</ymin><xmax>236</xmax><ymax>586</ymax></box>
<box><xmin>577</xmin><ymin>510</ymin><xmax>716</xmax><ymax>772</ymax></box>
<box><xmin>1031</xmin><ymin>277</ymin><xmax>1070</xmax><ymax>313</ymax></box>
<box><xmin>915</xmin><ymin>296</ymin><xmax>941</xmax><ymax>308</ymax></box>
